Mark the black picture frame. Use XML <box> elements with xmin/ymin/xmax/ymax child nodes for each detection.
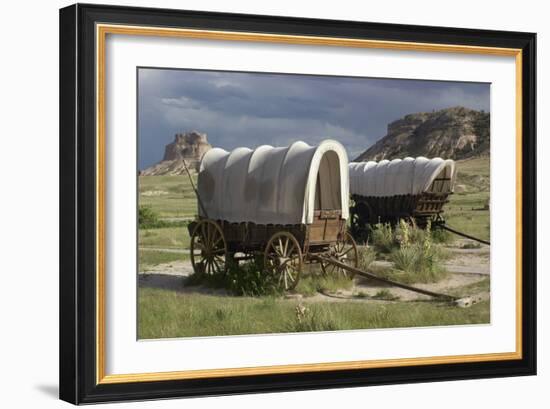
<box><xmin>59</xmin><ymin>3</ymin><xmax>536</xmax><ymax>404</ymax></box>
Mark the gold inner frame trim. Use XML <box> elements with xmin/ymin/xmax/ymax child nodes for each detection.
<box><xmin>96</xmin><ymin>23</ymin><xmax>523</xmax><ymax>385</ymax></box>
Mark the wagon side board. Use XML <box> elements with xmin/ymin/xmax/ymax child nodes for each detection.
<box><xmin>350</xmin><ymin>191</ymin><xmax>452</xmax><ymax>226</ymax></box>
<box><xmin>189</xmin><ymin>211</ymin><xmax>346</xmax><ymax>255</ymax></box>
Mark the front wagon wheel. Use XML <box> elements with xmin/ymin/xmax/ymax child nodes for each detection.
<box><xmin>190</xmin><ymin>220</ymin><xmax>228</xmax><ymax>276</ymax></box>
<box><xmin>321</xmin><ymin>231</ymin><xmax>358</xmax><ymax>280</ymax></box>
<box><xmin>264</xmin><ymin>231</ymin><xmax>302</xmax><ymax>291</ymax></box>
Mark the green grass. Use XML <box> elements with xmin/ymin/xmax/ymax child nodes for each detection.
<box><xmin>187</xmin><ymin>262</ymin><xmax>357</xmax><ymax>298</ymax></box>
<box><xmin>187</xmin><ymin>260</ymin><xmax>284</xmax><ymax>297</ymax></box>
<box><xmin>139</xmin><ymin>249</ymin><xmax>189</xmax><ymax>269</ymax></box>
<box><xmin>138</xmin><ymin>287</ymin><xmax>490</xmax><ymax>339</ymax></box>
<box><xmin>372</xmin><ymin>289</ymin><xmax>400</xmax><ymax>301</ymax></box>
<box><xmin>139</xmin><ymin>226</ymin><xmax>190</xmax><ymax>249</ymax></box>
<box><xmin>444</xmin><ymin>157</ymin><xmax>490</xmax><ymax>241</ymax></box>
<box><xmin>139</xmin><ymin>175</ymin><xmax>198</xmax><ymax>219</ymax></box>
<box><xmin>138</xmin><ymin>176</ymin><xmax>195</xmax><ymax>272</ymax></box>
<box><xmin>294</xmin><ymin>274</ymin><xmax>354</xmax><ymax>296</ymax></box>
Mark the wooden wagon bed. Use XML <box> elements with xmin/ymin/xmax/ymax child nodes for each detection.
<box><xmin>188</xmin><ymin>209</ymin><xmax>346</xmax><ymax>254</ymax></box>
<box><xmin>348</xmin><ymin>158</ymin><xmax>456</xmax><ymax>235</ymax></box>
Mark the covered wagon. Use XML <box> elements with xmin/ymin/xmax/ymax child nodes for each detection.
<box><xmin>188</xmin><ymin>140</ymin><xmax>358</xmax><ymax>290</ymax></box>
<box><xmin>348</xmin><ymin>157</ymin><xmax>457</xmax><ymax>237</ymax></box>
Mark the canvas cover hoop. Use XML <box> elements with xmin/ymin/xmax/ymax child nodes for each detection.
<box><xmin>349</xmin><ymin>157</ymin><xmax>457</xmax><ymax>198</ymax></box>
<box><xmin>197</xmin><ymin>140</ymin><xmax>349</xmax><ymax>225</ymax></box>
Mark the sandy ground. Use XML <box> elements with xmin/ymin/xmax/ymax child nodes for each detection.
<box><xmin>139</xmin><ymin>241</ymin><xmax>490</xmax><ymax>304</ymax></box>
<box><xmin>444</xmin><ymin>242</ymin><xmax>490</xmax><ymax>275</ymax></box>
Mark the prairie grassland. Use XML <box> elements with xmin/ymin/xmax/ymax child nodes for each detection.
<box><xmin>138</xmin><ymin>175</ymin><xmax>196</xmax><ymax>269</ymax></box>
<box><xmin>137</xmin><ymin>157</ymin><xmax>490</xmax><ymax>338</ymax></box>
<box><xmin>139</xmin><ymin>226</ymin><xmax>190</xmax><ymax>249</ymax></box>
<box><xmin>138</xmin><ymin>287</ymin><xmax>489</xmax><ymax>338</ymax></box>
<box><xmin>139</xmin><ymin>249</ymin><xmax>189</xmax><ymax>267</ymax></box>
<box><xmin>444</xmin><ymin>156</ymin><xmax>490</xmax><ymax>241</ymax></box>
<box><xmin>139</xmin><ymin>174</ymin><xmax>198</xmax><ymax>219</ymax></box>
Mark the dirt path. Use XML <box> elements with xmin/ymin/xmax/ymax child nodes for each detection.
<box><xmin>443</xmin><ymin>243</ymin><xmax>490</xmax><ymax>275</ymax></box>
<box><xmin>140</xmin><ymin>260</ymin><xmax>194</xmax><ymax>276</ymax></box>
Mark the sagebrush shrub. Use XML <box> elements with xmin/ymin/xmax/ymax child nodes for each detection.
<box><xmin>358</xmin><ymin>246</ymin><xmax>376</xmax><ymax>270</ymax></box>
<box><xmin>369</xmin><ymin>222</ymin><xmax>396</xmax><ymax>253</ymax></box>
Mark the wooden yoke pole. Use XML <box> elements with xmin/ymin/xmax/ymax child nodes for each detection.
<box><xmin>182</xmin><ymin>160</ymin><xmax>209</xmax><ymax>219</ymax></box>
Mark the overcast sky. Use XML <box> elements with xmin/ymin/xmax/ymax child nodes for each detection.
<box><xmin>138</xmin><ymin>68</ymin><xmax>490</xmax><ymax>170</ymax></box>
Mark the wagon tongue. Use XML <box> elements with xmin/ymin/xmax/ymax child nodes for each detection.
<box><xmin>312</xmin><ymin>254</ymin><xmax>473</xmax><ymax>307</ymax></box>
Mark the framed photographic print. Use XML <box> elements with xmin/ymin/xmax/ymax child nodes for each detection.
<box><xmin>59</xmin><ymin>3</ymin><xmax>536</xmax><ymax>404</ymax></box>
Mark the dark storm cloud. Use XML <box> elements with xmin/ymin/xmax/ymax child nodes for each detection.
<box><xmin>138</xmin><ymin>68</ymin><xmax>490</xmax><ymax>170</ymax></box>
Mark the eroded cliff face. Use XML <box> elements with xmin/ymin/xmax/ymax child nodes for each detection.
<box><xmin>141</xmin><ymin>131</ymin><xmax>212</xmax><ymax>175</ymax></box>
<box><xmin>355</xmin><ymin>107</ymin><xmax>490</xmax><ymax>162</ymax></box>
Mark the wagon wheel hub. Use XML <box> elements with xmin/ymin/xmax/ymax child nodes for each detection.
<box><xmin>320</xmin><ymin>232</ymin><xmax>358</xmax><ymax>280</ymax></box>
<box><xmin>276</xmin><ymin>256</ymin><xmax>290</xmax><ymax>266</ymax></box>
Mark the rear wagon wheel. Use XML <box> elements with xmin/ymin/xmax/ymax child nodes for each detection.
<box><xmin>190</xmin><ymin>220</ymin><xmax>228</xmax><ymax>276</ymax></box>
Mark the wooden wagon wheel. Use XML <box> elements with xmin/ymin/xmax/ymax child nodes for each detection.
<box><xmin>321</xmin><ymin>231</ymin><xmax>358</xmax><ymax>280</ymax></box>
<box><xmin>264</xmin><ymin>231</ymin><xmax>302</xmax><ymax>291</ymax></box>
<box><xmin>190</xmin><ymin>220</ymin><xmax>228</xmax><ymax>276</ymax></box>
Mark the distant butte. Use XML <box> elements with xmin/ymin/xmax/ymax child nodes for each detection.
<box><xmin>355</xmin><ymin>106</ymin><xmax>490</xmax><ymax>162</ymax></box>
<box><xmin>140</xmin><ymin>131</ymin><xmax>212</xmax><ymax>176</ymax></box>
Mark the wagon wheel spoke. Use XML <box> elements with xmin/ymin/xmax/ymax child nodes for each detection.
<box><xmin>286</xmin><ymin>261</ymin><xmax>299</xmax><ymax>282</ymax></box>
<box><xmin>264</xmin><ymin>232</ymin><xmax>302</xmax><ymax>291</ymax></box>
<box><xmin>193</xmin><ymin>242</ymin><xmax>206</xmax><ymax>252</ymax></box>
<box><xmin>321</xmin><ymin>258</ymin><xmax>337</xmax><ymax>276</ymax></box>
<box><xmin>286</xmin><ymin>242</ymin><xmax>297</xmax><ymax>258</ymax></box>
<box><xmin>210</xmin><ymin>257</ymin><xmax>218</xmax><ymax>271</ymax></box>
<box><xmin>286</xmin><ymin>268</ymin><xmax>296</xmax><ymax>283</ymax></box>
<box><xmin>339</xmin><ymin>246</ymin><xmax>354</xmax><ymax>257</ymax></box>
<box><xmin>283</xmin><ymin>236</ymin><xmax>289</xmax><ymax>256</ymax></box>
<box><xmin>191</xmin><ymin>220</ymin><xmax>227</xmax><ymax>276</ymax></box>
<box><xmin>212</xmin><ymin>235</ymin><xmax>224</xmax><ymax>248</ymax></box>
<box><xmin>322</xmin><ymin>232</ymin><xmax>358</xmax><ymax>280</ymax></box>
<box><xmin>275</xmin><ymin>262</ymin><xmax>287</xmax><ymax>274</ymax></box>
<box><xmin>196</xmin><ymin>259</ymin><xmax>206</xmax><ymax>274</ymax></box>
<box><xmin>278</xmin><ymin>237</ymin><xmax>284</xmax><ymax>255</ymax></box>
<box><xmin>211</xmin><ymin>257</ymin><xmax>221</xmax><ymax>273</ymax></box>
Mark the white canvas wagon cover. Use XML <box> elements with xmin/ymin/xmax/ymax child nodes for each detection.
<box><xmin>197</xmin><ymin>140</ymin><xmax>349</xmax><ymax>225</ymax></box>
<box><xmin>349</xmin><ymin>157</ymin><xmax>456</xmax><ymax>198</ymax></box>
